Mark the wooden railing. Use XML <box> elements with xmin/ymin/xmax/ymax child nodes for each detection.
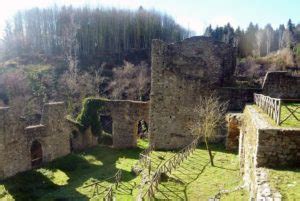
<box><xmin>254</xmin><ymin>93</ymin><xmax>300</xmax><ymax>125</ymax></box>
<box><xmin>254</xmin><ymin>93</ymin><xmax>282</xmax><ymax>125</ymax></box>
<box><xmin>83</xmin><ymin>169</ymin><xmax>122</xmax><ymax>200</ymax></box>
<box><xmin>132</xmin><ymin>144</ymin><xmax>153</xmax><ymax>175</ymax></box>
<box><xmin>138</xmin><ymin>136</ymin><xmax>199</xmax><ymax>200</ymax></box>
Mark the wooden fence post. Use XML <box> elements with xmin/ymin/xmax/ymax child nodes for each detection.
<box><xmin>277</xmin><ymin>99</ymin><xmax>282</xmax><ymax>125</ymax></box>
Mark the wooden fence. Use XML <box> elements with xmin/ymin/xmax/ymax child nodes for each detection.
<box><xmin>254</xmin><ymin>93</ymin><xmax>300</xmax><ymax>125</ymax></box>
<box><xmin>83</xmin><ymin>169</ymin><xmax>122</xmax><ymax>200</ymax></box>
<box><xmin>254</xmin><ymin>93</ymin><xmax>282</xmax><ymax>124</ymax></box>
<box><xmin>132</xmin><ymin>144</ymin><xmax>153</xmax><ymax>174</ymax></box>
<box><xmin>138</xmin><ymin>136</ymin><xmax>200</xmax><ymax>200</ymax></box>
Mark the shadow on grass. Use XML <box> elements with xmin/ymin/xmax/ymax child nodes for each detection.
<box><xmin>197</xmin><ymin>142</ymin><xmax>238</xmax><ymax>155</ymax></box>
<box><xmin>1</xmin><ymin>145</ymin><xmax>142</xmax><ymax>200</ymax></box>
<box><xmin>154</xmin><ymin>143</ymin><xmax>242</xmax><ymax>200</ymax></box>
<box><xmin>155</xmin><ymin>151</ymin><xmax>211</xmax><ymax>200</ymax></box>
<box><xmin>267</xmin><ymin>167</ymin><xmax>300</xmax><ymax>172</ymax></box>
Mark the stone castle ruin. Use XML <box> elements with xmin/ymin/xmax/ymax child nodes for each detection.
<box><xmin>150</xmin><ymin>37</ymin><xmax>240</xmax><ymax>149</ymax></box>
<box><xmin>149</xmin><ymin>36</ymin><xmax>263</xmax><ymax>149</ymax></box>
<box><xmin>0</xmin><ymin>35</ymin><xmax>299</xmax><ymax>199</ymax></box>
<box><xmin>0</xmin><ymin>102</ymin><xmax>70</xmax><ymax>178</ymax></box>
<box><xmin>68</xmin><ymin>100</ymin><xmax>149</xmax><ymax>149</ymax></box>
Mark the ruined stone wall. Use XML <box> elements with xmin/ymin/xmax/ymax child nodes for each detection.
<box><xmin>67</xmin><ymin>122</ymin><xmax>98</xmax><ymax>151</ymax></box>
<box><xmin>0</xmin><ymin>107</ymin><xmax>28</xmax><ymax>179</ymax></box>
<box><xmin>257</xmin><ymin>129</ymin><xmax>300</xmax><ymax>167</ymax></box>
<box><xmin>106</xmin><ymin>100</ymin><xmax>149</xmax><ymax>149</ymax></box>
<box><xmin>150</xmin><ymin>36</ymin><xmax>237</xmax><ymax>149</ymax></box>
<box><xmin>68</xmin><ymin>99</ymin><xmax>149</xmax><ymax>150</ymax></box>
<box><xmin>226</xmin><ymin>113</ymin><xmax>243</xmax><ymax>150</ymax></box>
<box><xmin>219</xmin><ymin>87</ymin><xmax>261</xmax><ymax>111</ymax></box>
<box><xmin>239</xmin><ymin>106</ymin><xmax>259</xmax><ymax>197</ymax></box>
<box><xmin>262</xmin><ymin>71</ymin><xmax>300</xmax><ymax>98</ymax></box>
<box><xmin>40</xmin><ymin>102</ymin><xmax>70</xmax><ymax>160</ymax></box>
<box><xmin>0</xmin><ymin>102</ymin><xmax>70</xmax><ymax>179</ymax></box>
<box><xmin>239</xmin><ymin>105</ymin><xmax>300</xmax><ymax>199</ymax></box>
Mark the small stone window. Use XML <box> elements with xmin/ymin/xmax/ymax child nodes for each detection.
<box><xmin>31</xmin><ymin>140</ymin><xmax>43</xmax><ymax>167</ymax></box>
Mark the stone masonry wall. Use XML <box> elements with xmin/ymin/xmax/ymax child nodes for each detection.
<box><xmin>106</xmin><ymin>100</ymin><xmax>149</xmax><ymax>149</ymax></box>
<box><xmin>262</xmin><ymin>71</ymin><xmax>300</xmax><ymax>98</ymax></box>
<box><xmin>239</xmin><ymin>106</ymin><xmax>259</xmax><ymax>197</ymax></box>
<box><xmin>226</xmin><ymin>113</ymin><xmax>243</xmax><ymax>150</ymax></box>
<box><xmin>239</xmin><ymin>105</ymin><xmax>300</xmax><ymax>199</ymax></box>
<box><xmin>257</xmin><ymin>129</ymin><xmax>300</xmax><ymax>167</ymax></box>
<box><xmin>218</xmin><ymin>87</ymin><xmax>261</xmax><ymax>111</ymax></box>
<box><xmin>0</xmin><ymin>102</ymin><xmax>70</xmax><ymax>179</ymax></box>
<box><xmin>68</xmin><ymin>100</ymin><xmax>149</xmax><ymax>150</ymax></box>
<box><xmin>67</xmin><ymin>122</ymin><xmax>98</xmax><ymax>151</ymax></box>
<box><xmin>0</xmin><ymin>107</ymin><xmax>28</xmax><ymax>179</ymax></box>
<box><xmin>150</xmin><ymin>36</ymin><xmax>237</xmax><ymax>150</ymax></box>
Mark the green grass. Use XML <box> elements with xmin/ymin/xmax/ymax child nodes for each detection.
<box><xmin>154</xmin><ymin>144</ymin><xmax>248</xmax><ymax>200</ymax></box>
<box><xmin>0</xmin><ymin>144</ymin><xmax>142</xmax><ymax>201</ymax></box>
<box><xmin>0</xmin><ymin>141</ymin><xmax>248</xmax><ymax>200</ymax></box>
<box><xmin>280</xmin><ymin>103</ymin><xmax>300</xmax><ymax>128</ymax></box>
<box><xmin>253</xmin><ymin>104</ymin><xmax>300</xmax><ymax>128</ymax></box>
<box><xmin>268</xmin><ymin>168</ymin><xmax>300</xmax><ymax>200</ymax></box>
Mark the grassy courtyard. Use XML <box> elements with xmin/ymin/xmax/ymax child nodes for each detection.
<box><xmin>268</xmin><ymin>167</ymin><xmax>300</xmax><ymax>200</ymax></box>
<box><xmin>280</xmin><ymin>103</ymin><xmax>300</xmax><ymax>128</ymax></box>
<box><xmin>253</xmin><ymin>103</ymin><xmax>300</xmax><ymax>128</ymax></box>
<box><xmin>0</xmin><ymin>140</ymin><xmax>248</xmax><ymax>200</ymax></box>
<box><xmin>154</xmin><ymin>145</ymin><xmax>248</xmax><ymax>200</ymax></box>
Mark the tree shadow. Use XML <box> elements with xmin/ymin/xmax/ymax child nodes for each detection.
<box><xmin>154</xmin><ymin>144</ymin><xmax>241</xmax><ymax>200</ymax></box>
<box><xmin>197</xmin><ymin>143</ymin><xmax>238</xmax><ymax>155</ymax></box>
<box><xmin>1</xmin><ymin>166</ymin><xmax>87</xmax><ymax>201</ymax></box>
<box><xmin>1</xmin><ymin>145</ymin><xmax>142</xmax><ymax>200</ymax></box>
<box><xmin>154</xmin><ymin>150</ymin><xmax>211</xmax><ymax>200</ymax></box>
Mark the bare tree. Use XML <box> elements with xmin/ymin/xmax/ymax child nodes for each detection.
<box><xmin>0</xmin><ymin>70</ymin><xmax>40</xmax><ymax>122</ymax></box>
<box><xmin>190</xmin><ymin>94</ymin><xmax>228</xmax><ymax>166</ymax></box>
<box><xmin>58</xmin><ymin>70</ymin><xmax>103</xmax><ymax>114</ymax></box>
<box><xmin>107</xmin><ymin>61</ymin><xmax>150</xmax><ymax>100</ymax></box>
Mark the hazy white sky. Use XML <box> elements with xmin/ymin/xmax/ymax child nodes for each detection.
<box><xmin>0</xmin><ymin>0</ymin><xmax>299</xmax><ymax>36</ymax></box>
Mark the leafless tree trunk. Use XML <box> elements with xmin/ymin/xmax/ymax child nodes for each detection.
<box><xmin>189</xmin><ymin>94</ymin><xmax>228</xmax><ymax>166</ymax></box>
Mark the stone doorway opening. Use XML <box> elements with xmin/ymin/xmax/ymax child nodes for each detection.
<box><xmin>100</xmin><ymin>115</ymin><xmax>113</xmax><ymax>145</ymax></box>
<box><xmin>137</xmin><ymin>120</ymin><xmax>148</xmax><ymax>139</ymax></box>
<box><xmin>31</xmin><ymin>140</ymin><xmax>43</xmax><ymax>167</ymax></box>
<box><xmin>100</xmin><ymin>115</ymin><xmax>113</xmax><ymax>134</ymax></box>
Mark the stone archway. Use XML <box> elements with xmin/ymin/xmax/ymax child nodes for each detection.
<box><xmin>31</xmin><ymin>140</ymin><xmax>43</xmax><ymax>167</ymax></box>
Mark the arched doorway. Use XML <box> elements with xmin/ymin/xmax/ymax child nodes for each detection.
<box><xmin>31</xmin><ymin>140</ymin><xmax>43</xmax><ymax>167</ymax></box>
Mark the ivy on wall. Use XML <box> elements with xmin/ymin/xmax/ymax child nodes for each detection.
<box><xmin>75</xmin><ymin>97</ymin><xmax>108</xmax><ymax>136</ymax></box>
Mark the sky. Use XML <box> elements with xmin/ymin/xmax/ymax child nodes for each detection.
<box><xmin>0</xmin><ymin>0</ymin><xmax>299</xmax><ymax>36</ymax></box>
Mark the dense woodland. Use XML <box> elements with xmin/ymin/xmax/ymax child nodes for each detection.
<box><xmin>2</xmin><ymin>6</ymin><xmax>191</xmax><ymax>66</ymax></box>
<box><xmin>204</xmin><ymin>19</ymin><xmax>300</xmax><ymax>58</ymax></box>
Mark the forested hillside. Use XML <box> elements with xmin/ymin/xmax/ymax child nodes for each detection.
<box><xmin>0</xmin><ymin>6</ymin><xmax>190</xmax><ymax>124</ymax></box>
<box><xmin>2</xmin><ymin>6</ymin><xmax>191</xmax><ymax>66</ymax></box>
<box><xmin>204</xmin><ymin>19</ymin><xmax>300</xmax><ymax>57</ymax></box>
<box><xmin>204</xmin><ymin>20</ymin><xmax>300</xmax><ymax>82</ymax></box>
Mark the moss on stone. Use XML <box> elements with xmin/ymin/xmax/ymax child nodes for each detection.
<box><xmin>76</xmin><ymin>97</ymin><xmax>109</xmax><ymax>136</ymax></box>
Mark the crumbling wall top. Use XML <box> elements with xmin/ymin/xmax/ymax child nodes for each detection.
<box><xmin>262</xmin><ymin>71</ymin><xmax>300</xmax><ymax>98</ymax></box>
